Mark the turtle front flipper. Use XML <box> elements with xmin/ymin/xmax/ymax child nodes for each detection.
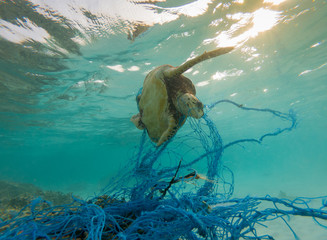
<box><xmin>164</xmin><ymin>47</ymin><xmax>234</xmax><ymax>78</ymax></box>
<box><xmin>157</xmin><ymin>115</ymin><xmax>178</xmax><ymax>146</ymax></box>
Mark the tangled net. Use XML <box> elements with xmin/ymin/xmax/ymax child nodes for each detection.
<box><xmin>1</xmin><ymin>99</ymin><xmax>326</xmax><ymax>240</ymax></box>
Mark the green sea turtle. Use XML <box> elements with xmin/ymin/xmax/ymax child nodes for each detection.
<box><xmin>131</xmin><ymin>47</ymin><xmax>234</xmax><ymax>146</ymax></box>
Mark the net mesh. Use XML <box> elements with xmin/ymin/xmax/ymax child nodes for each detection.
<box><xmin>1</xmin><ymin>99</ymin><xmax>326</xmax><ymax>240</ymax></box>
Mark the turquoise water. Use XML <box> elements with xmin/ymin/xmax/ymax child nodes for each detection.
<box><xmin>0</xmin><ymin>0</ymin><xmax>327</xmax><ymax>236</ymax></box>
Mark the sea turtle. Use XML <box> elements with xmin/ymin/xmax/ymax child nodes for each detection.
<box><xmin>131</xmin><ymin>47</ymin><xmax>234</xmax><ymax>146</ymax></box>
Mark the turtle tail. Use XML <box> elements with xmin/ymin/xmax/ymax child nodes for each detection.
<box><xmin>164</xmin><ymin>46</ymin><xmax>234</xmax><ymax>78</ymax></box>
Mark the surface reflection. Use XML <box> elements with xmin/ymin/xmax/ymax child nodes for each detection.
<box><xmin>205</xmin><ymin>7</ymin><xmax>282</xmax><ymax>48</ymax></box>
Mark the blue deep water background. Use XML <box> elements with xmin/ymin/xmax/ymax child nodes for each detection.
<box><xmin>0</xmin><ymin>0</ymin><xmax>326</xmax><ymax>231</ymax></box>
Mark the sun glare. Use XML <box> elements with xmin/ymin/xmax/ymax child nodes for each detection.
<box><xmin>263</xmin><ymin>0</ymin><xmax>287</xmax><ymax>6</ymax></box>
<box><xmin>250</xmin><ymin>8</ymin><xmax>281</xmax><ymax>37</ymax></box>
<box><xmin>206</xmin><ymin>8</ymin><xmax>282</xmax><ymax>48</ymax></box>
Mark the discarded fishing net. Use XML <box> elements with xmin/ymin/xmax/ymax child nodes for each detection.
<box><xmin>1</xmin><ymin>100</ymin><xmax>326</xmax><ymax>240</ymax></box>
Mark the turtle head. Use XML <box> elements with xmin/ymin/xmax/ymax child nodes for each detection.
<box><xmin>177</xmin><ymin>93</ymin><xmax>204</xmax><ymax>119</ymax></box>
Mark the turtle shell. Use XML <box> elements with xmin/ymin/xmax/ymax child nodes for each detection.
<box><xmin>138</xmin><ymin>65</ymin><xmax>194</xmax><ymax>144</ymax></box>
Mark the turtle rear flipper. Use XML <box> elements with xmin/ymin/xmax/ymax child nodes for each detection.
<box><xmin>157</xmin><ymin>115</ymin><xmax>177</xmax><ymax>146</ymax></box>
<box><xmin>131</xmin><ymin>114</ymin><xmax>145</xmax><ymax>130</ymax></box>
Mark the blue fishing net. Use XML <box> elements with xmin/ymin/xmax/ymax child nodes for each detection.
<box><xmin>1</xmin><ymin>99</ymin><xmax>326</xmax><ymax>240</ymax></box>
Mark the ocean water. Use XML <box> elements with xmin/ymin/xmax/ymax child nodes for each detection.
<box><xmin>0</xmin><ymin>0</ymin><xmax>326</xmax><ymax>238</ymax></box>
